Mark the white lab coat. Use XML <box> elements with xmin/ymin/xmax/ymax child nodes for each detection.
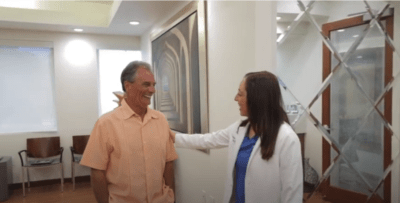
<box><xmin>175</xmin><ymin>121</ymin><xmax>303</xmax><ymax>203</ymax></box>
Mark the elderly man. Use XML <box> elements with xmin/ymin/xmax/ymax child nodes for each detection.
<box><xmin>81</xmin><ymin>61</ymin><xmax>177</xmax><ymax>203</ymax></box>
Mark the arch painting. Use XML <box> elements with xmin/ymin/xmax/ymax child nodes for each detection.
<box><xmin>152</xmin><ymin>7</ymin><xmax>208</xmax><ymax>134</ymax></box>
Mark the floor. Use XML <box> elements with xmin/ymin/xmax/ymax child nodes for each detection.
<box><xmin>4</xmin><ymin>181</ymin><xmax>332</xmax><ymax>203</ymax></box>
<box><xmin>4</xmin><ymin>182</ymin><xmax>97</xmax><ymax>203</ymax></box>
<box><xmin>304</xmin><ymin>192</ymin><xmax>332</xmax><ymax>203</ymax></box>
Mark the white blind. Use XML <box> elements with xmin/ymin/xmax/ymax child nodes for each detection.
<box><xmin>0</xmin><ymin>46</ymin><xmax>57</xmax><ymax>134</ymax></box>
<box><xmin>98</xmin><ymin>49</ymin><xmax>142</xmax><ymax>115</ymax></box>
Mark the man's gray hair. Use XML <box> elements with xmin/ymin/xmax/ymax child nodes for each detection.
<box><xmin>120</xmin><ymin>61</ymin><xmax>153</xmax><ymax>92</ymax></box>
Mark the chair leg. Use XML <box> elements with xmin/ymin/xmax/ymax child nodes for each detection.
<box><xmin>72</xmin><ymin>162</ymin><xmax>75</xmax><ymax>191</ymax></box>
<box><xmin>21</xmin><ymin>167</ymin><xmax>25</xmax><ymax>197</ymax></box>
<box><xmin>27</xmin><ymin>168</ymin><xmax>30</xmax><ymax>188</ymax></box>
<box><xmin>61</xmin><ymin>163</ymin><xmax>64</xmax><ymax>192</ymax></box>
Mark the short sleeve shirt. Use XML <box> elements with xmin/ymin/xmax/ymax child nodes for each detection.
<box><xmin>80</xmin><ymin>99</ymin><xmax>178</xmax><ymax>203</ymax></box>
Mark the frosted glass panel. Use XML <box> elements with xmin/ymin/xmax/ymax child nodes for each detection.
<box><xmin>0</xmin><ymin>46</ymin><xmax>57</xmax><ymax>133</ymax></box>
<box><xmin>330</xmin><ymin>23</ymin><xmax>385</xmax><ymax>196</ymax></box>
<box><xmin>98</xmin><ymin>50</ymin><xmax>142</xmax><ymax>115</ymax></box>
<box><xmin>277</xmin><ymin>1</ymin><xmax>398</xmax><ymax>202</ymax></box>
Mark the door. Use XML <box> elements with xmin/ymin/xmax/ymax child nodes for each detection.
<box><xmin>322</xmin><ymin>15</ymin><xmax>393</xmax><ymax>203</ymax></box>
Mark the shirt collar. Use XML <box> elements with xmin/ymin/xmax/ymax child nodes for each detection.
<box><xmin>120</xmin><ymin>99</ymin><xmax>158</xmax><ymax>120</ymax></box>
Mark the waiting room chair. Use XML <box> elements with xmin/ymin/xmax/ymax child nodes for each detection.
<box><xmin>70</xmin><ymin>135</ymin><xmax>90</xmax><ymax>191</ymax></box>
<box><xmin>18</xmin><ymin>136</ymin><xmax>64</xmax><ymax>197</ymax></box>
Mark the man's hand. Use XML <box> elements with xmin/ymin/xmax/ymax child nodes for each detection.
<box><xmin>164</xmin><ymin>161</ymin><xmax>175</xmax><ymax>200</ymax></box>
<box><xmin>91</xmin><ymin>168</ymin><xmax>109</xmax><ymax>203</ymax></box>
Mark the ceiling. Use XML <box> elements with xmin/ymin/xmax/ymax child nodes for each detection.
<box><xmin>0</xmin><ymin>0</ymin><xmax>190</xmax><ymax>36</ymax></box>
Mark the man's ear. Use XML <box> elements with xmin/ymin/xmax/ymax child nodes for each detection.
<box><xmin>124</xmin><ymin>81</ymin><xmax>130</xmax><ymax>91</ymax></box>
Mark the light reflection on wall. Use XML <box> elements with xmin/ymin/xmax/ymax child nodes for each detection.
<box><xmin>64</xmin><ymin>40</ymin><xmax>94</xmax><ymax>66</ymax></box>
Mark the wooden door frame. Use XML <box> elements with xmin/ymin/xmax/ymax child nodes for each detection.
<box><xmin>321</xmin><ymin>15</ymin><xmax>393</xmax><ymax>203</ymax></box>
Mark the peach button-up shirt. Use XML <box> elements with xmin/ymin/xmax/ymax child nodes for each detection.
<box><xmin>81</xmin><ymin>99</ymin><xmax>178</xmax><ymax>203</ymax></box>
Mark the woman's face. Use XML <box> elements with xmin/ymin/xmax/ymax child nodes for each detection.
<box><xmin>234</xmin><ymin>79</ymin><xmax>248</xmax><ymax>117</ymax></box>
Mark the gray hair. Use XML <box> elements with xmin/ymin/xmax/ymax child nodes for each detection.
<box><xmin>120</xmin><ymin>61</ymin><xmax>152</xmax><ymax>92</ymax></box>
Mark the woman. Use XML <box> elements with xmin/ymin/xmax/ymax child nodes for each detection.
<box><xmin>172</xmin><ymin>71</ymin><xmax>303</xmax><ymax>203</ymax></box>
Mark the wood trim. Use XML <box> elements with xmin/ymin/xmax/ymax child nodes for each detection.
<box><xmin>383</xmin><ymin>15</ymin><xmax>394</xmax><ymax>203</ymax></box>
<box><xmin>322</xmin><ymin>16</ymin><xmax>363</xmax><ymax>33</ymax></box>
<box><xmin>384</xmin><ymin>173</ymin><xmax>391</xmax><ymax>203</ymax></box>
<box><xmin>9</xmin><ymin>176</ymin><xmax>90</xmax><ymax>190</ymax></box>
<box><xmin>321</xmin><ymin>21</ymin><xmax>332</xmax><ymax>195</ymax></box>
<box><xmin>322</xmin><ymin>43</ymin><xmax>331</xmax><ymax>172</ymax></box>
<box><xmin>321</xmin><ymin>44</ymin><xmax>331</xmax><ymax>194</ymax></box>
<box><xmin>321</xmin><ymin>14</ymin><xmax>394</xmax><ymax>202</ymax></box>
<box><xmin>324</xmin><ymin>186</ymin><xmax>368</xmax><ymax>203</ymax></box>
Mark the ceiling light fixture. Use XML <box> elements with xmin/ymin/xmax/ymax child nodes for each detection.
<box><xmin>338</xmin><ymin>29</ymin><xmax>345</xmax><ymax>32</ymax></box>
<box><xmin>74</xmin><ymin>28</ymin><xmax>83</xmax><ymax>32</ymax></box>
<box><xmin>129</xmin><ymin>21</ymin><xmax>140</xmax><ymax>25</ymax></box>
<box><xmin>353</xmin><ymin>35</ymin><xmax>359</xmax><ymax>38</ymax></box>
<box><xmin>357</xmin><ymin>56</ymin><xmax>363</xmax><ymax>59</ymax></box>
<box><xmin>276</xmin><ymin>16</ymin><xmax>281</xmax><ymax>20</ymax></box>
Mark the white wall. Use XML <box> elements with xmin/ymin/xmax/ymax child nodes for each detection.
<box><xmin>141</xmin><ymin>1</ymin><xmax>276</xmax><ymax>203</ymax></box>
<box><xmin>0</xmin><ymin>29</ymin><xmax>140</xmax><ymax>184</ymax></box>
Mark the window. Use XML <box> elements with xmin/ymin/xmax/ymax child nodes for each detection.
<box><xmin>0</xmin><ymin>45</ymin><xmax>57</xmax><ymax>133</ymax></box>
<box><xmin>98</xmin><ymin>49</ymin><xmax>142</xmax><ymax>115</ymax></box>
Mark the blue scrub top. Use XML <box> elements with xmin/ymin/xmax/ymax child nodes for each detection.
<box><xmin>235</xmin><ymin>130</ymin><xmax>259</xmax><ymax>203</ymax></box>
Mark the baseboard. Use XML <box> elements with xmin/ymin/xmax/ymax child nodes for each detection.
<box><xmin>9</xmin><ymin>175</ymin><xmax>90</xmax><ymax>190</ymax></box>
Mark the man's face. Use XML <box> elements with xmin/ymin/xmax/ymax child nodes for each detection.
<box><xmin>124</xmin><ymin>67</ymin><xmax>156</xmax><ymax>110</ymax></box>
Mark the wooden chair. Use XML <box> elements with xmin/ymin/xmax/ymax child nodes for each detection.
<box><xmin>18</xmin><ymin>137</ymin><xmax>64</xmax><ymax>197</ymax></box>
<box><xmin>70</xmin><ymin>135</ymin><xmax>90</xmax><ymax>190</ymax></box>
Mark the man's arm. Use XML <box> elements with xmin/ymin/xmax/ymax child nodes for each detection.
<box><xmin>91</xmin><ymin>168</ymin><xmax>109</xmax><ymax>203</ymax></box>
<box><xmin>164</xmin><ymin>161</ymin><xmax>175</xmax><ymax>198</ymax></box>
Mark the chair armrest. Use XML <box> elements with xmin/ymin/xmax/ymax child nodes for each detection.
<box><xmin>70</xmin><ymin>146</ymin><xmax>75</xmax><ymax>162</ymax></box>
<box><xmin>18</xmin><ymin>150</ymin><xmax>27</xmax><ymax>167</ymax></box>
<box><xmin>59</xmin><ymin>147</ymin><xmax>64</xmax><ymax>163</ymax></box>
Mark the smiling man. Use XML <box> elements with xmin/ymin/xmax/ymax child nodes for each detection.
<box><xmin>81</xmin><ymin>61</ymin><xmax>178</xmax><ymax>203</ymax></box>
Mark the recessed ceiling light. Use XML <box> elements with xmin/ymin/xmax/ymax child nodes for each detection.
<box><xmin>74</xmin><ymin>28</ymin><xmax>83</xmax><ymax>32</ymax></box>
<box><xmin>129</xmin><ymin>21</ymin><xmax>140</xmax><ymax>25</ymax></box>
<box><xmin>338</xmin><ymin>29</ymin><xmax>345</xmax><ymax>32</ymax></box>
<box><xmin>276</xmin><ymin>16</ymin><xmax>281</xmax><ymax>20</ymax></box>
<box><xmin>353</xmin><ymin>35</ymin><xmax>359</xmax><ymax>38</ymax></box>
<box><xmin>357</xmin><ymin>56</ymin><xmax>363</xmax><ymax>59</ymax></box>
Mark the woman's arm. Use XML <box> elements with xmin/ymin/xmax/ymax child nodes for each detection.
<box><xmin>279</xmin><ymin>129</ymin><xmax>303</xmax><ymax>203</ymax></box>
<box><xmin>173</xmin><ymin>121</ymin><xmax>239</xmax><ymax>149</ymax></box>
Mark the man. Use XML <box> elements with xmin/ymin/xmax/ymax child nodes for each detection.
<box><xmin>81</xmin><ymin>61</ymin><xmax>178</xmax><ymax>203</ymax></box>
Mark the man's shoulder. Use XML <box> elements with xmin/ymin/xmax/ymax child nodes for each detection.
<box><xmin>149</xmin><ymin>108</ymin><xmax>166</xmax><ymax>120</ymax></box>
<box><xmin>97</xmin><ymin>108</ymin><xmax>123</xmax><ymax>124</ymax></box>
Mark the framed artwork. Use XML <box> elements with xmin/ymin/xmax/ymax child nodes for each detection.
<box><xmin>151</xmin><ymin>1</ymin><xmax>208</xmax><ymax>134</ymax></box>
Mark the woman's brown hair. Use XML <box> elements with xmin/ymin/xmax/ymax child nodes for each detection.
<box><xmin>244</xmin><ymin>71</ymin><xmax>288</xmax><ymax>160</ymax></box>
